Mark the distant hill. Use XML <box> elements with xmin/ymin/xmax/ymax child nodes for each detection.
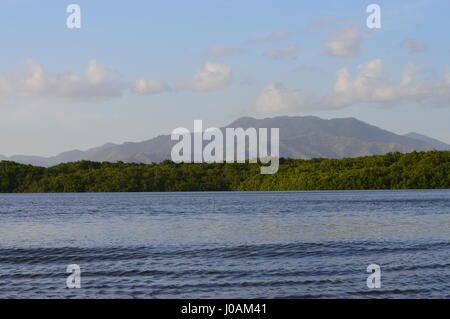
<box><xmin>0</xmin><ymin>143</ymin><xmax>117</xmax><ymax>167</ymax></box>
<box><xmin>226</xmin><ymin>116</ymin><xmax>434</xmax><ymax>159</ymax></box>
<box><xmin>1</xmin><ymin>116</ymin><xmax>447</xmax><ymax>166</ymax></box>
<box><xmin>404</xmin><ymin>132</ymin><xmax>450</xmax><ymax>151</ymax></box>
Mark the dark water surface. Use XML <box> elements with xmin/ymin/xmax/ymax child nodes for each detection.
<box><xmin>0</xmin><ymin>190</ymin><xmax>449</xmax><ymax>298</ymax></box>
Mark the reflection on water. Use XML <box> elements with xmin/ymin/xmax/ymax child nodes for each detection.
<box><xmin>0</xmin><ymin>190</ymin><xmax>449</xmax><ymax>298</ymax></box>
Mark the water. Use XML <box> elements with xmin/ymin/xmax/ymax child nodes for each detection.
<box><xmin>0</xmin><ymin>190</ymin><xmax>449</xmax><ymax>299</ymax></box>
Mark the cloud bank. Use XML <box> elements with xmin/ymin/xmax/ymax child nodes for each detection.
<box><xmin>0</xmin><ymin>59</ymin><xmax>124</xmax><ymax>102</ymax></box>
<box><xmin>255</xmin><ymin>59</ymin><xmax>450</xmax><ymax>113</ymax></box>
<box><xmin>0</xmin><ymin>60</ymin><xmax>233</xmax><ymax>102</ymax></box>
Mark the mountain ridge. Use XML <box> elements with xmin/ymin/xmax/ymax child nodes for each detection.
<box><xmin>1</xmin><ymin>116</ymin><xmax>448</xmax><ymax>167</ymax></box>
<box><xmin>404</xmin><ymin>132</ymin><xmax>450</xmax><ymax>150</ymax></box>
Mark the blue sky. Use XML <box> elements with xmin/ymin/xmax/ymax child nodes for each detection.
<box><xmin>1</xmin><ymin>0</ymin><xmax>450</xmax><ymax>156</ymax></box>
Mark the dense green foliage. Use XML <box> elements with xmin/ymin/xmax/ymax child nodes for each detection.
<box><xmin>0</xmin><ymin>151</ymin><xmax>449</xmax><ymax>193</ymax></box>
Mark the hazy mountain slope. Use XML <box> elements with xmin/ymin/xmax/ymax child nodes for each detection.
<box><xmin>85</xmin><ymin>116</ymin><xmax>435</xmax><ymax>162</ymax></box>
<box><xmin>0</xmin><ymin>116</ymin><xmax>443</xmax><ymax>166</ymax></box>
<box><xmin>0</xmin><ymin>143</ymin><xmax>117</xmax><ymax>167</ymax></box>
<box><xmin>230</xmin><ymin>116</ymin><xmax>430</xmax><ymax>147</ymax></box>
<box><xmin>88</xmin><ymin>135</ymin><xmax>173</xmax><ymax>163</ymax></box>
<box><xmin>0</xmin><ymin>154</ymin><xmax>51</xmax><ymax>167</ymax></box>
<box><xmin>227</xmin><ymin>116</ymin><xmax>433</xmax><ymax>158</ymax></box>
<box><xmin>404</xmin><ymin>132</ymin><xmax>450</xmax><ymax>150</ymax></box>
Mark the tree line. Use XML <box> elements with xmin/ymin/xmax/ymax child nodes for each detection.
<box><xmin>0</xmin><ymin>151</ymin><xmax>449</xmax><ymax>193</ymax></box>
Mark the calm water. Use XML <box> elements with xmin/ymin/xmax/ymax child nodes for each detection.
<box><xmin>0</xmin><ymin>190</ymin><xmax>449</xmax><ymax>299</ymax></box>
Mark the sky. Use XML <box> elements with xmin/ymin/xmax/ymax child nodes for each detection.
<box><xmin>1</xmin><ymin>0</ymin><xmax>450</xmax><ymax>156</ymax></box>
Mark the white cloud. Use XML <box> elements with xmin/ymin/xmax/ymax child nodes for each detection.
<box><xmin>133</xmin><ymin>78</ymin><xmax>170</xmax><ymax>95</ymax></box>
<box><xmin>325</xmin><ymin>59</ymin><xmax>434</xmax><ymax>108</ymax></box>
<box><xmin>255</xmin><ymin>59</ymin><xmax>450</xmax><ymax>113</ymax></box>
<box><xmin>177</xmin><ymin>62</ymin><xmax>232</xmax><ymax>92</ymax></box>
<box><xmin>207</xmin><ymin>47</ymin><xmax>243</xmax><ymax>58</ymax></box>
<box><xmin>0</xmin><ymin>59</ymin><xmax>123</xmax><ymax>102</ymax></box>
<box><xmin>264</xmin><ymin>46</ymin><xmax>297</xmax><ymax>59</ymax></box>
<box><xmin>400</xmin><ymin>40</ymin><xmax>427</xmax><ymax>53</ymax></box>
<box><xmin>85</xmin><ymin>60</ymin><xmax>113</xmax><ymax>85</ymax></box>
<box><xmin>255</xmin><ymin>83</ymin><xmax>317</xmax><ymax>113</ymax></box>
<box><xmin>325</xmin><ymin>27</ymin><xmax>361</xmax><ymax>58</ymax></box>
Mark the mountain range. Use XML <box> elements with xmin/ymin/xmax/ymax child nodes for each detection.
<box><xmin>1</xmin><ymin>116</ymin><xmax>449</xmax><ymax>167</ymax></box>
